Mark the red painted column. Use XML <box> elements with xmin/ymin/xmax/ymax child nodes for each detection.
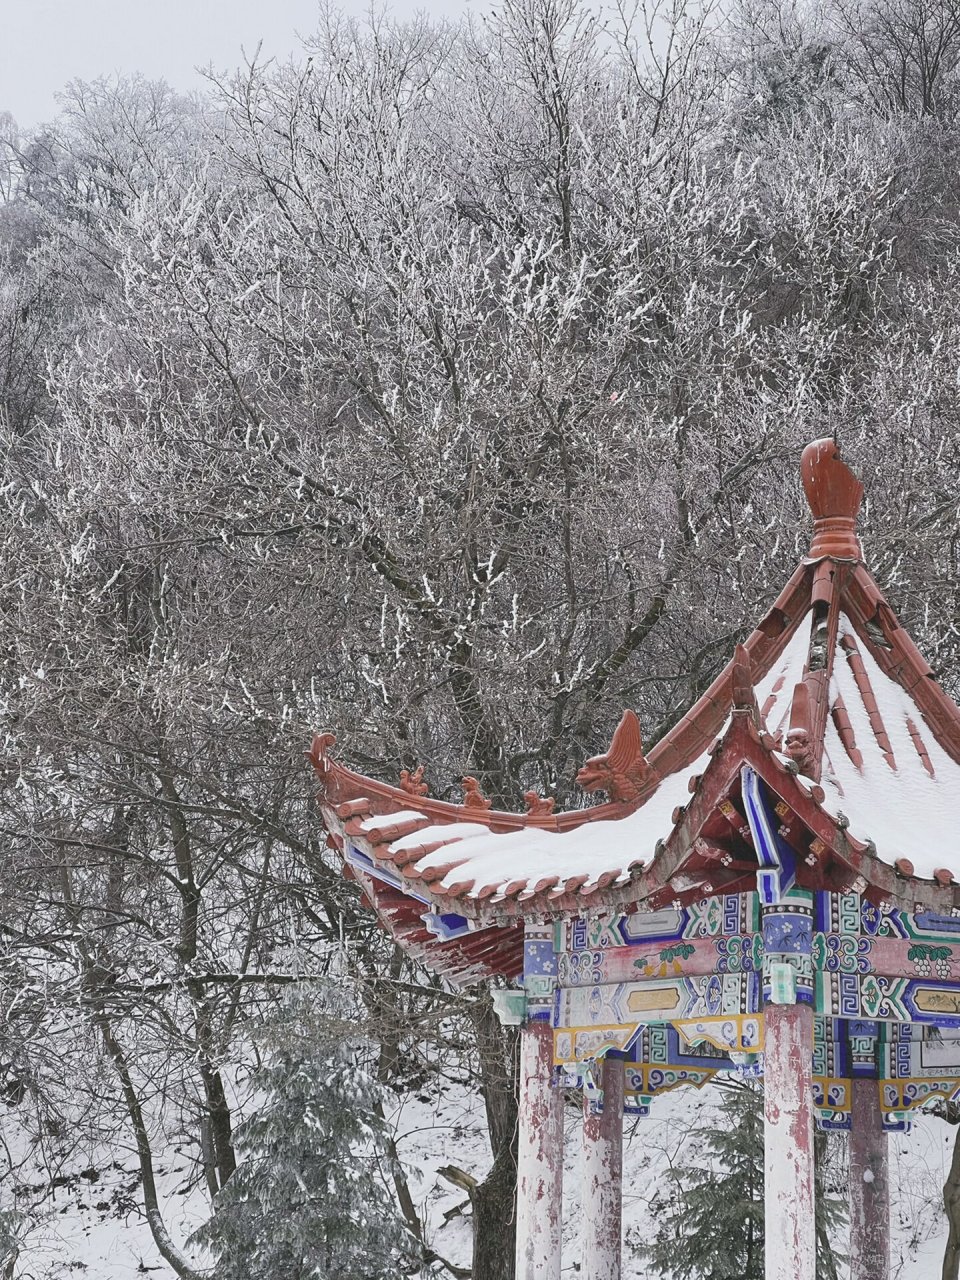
<box><xmin>581</xmin><ymin>1053</ymin><xmax>624</xmax><ymax>1280</ymax></box>
<box><xmin>516</xmin><ymin>1020</ymin><xmax>564</xmax><ymax>1280</ymax></box>
<box><xmin>849</xmin><ymin>1078</ymin><xmax>889</xmax><ymax>1280</ymax></box>
<box><xmin>764</xmin><ymin>1001</ymin><xmax>815</xmax><ymax>1280</ymax></box>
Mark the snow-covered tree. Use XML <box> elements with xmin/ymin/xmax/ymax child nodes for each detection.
<box><xmin>639</xmin><ymin>1082</ymin><xmax>766</xmax><ymax>1279</ymax></box>
<box><xmin>638</xmin><ymin>1082</ymin><xmax>845</xmax><ymax>1280</ymax></box>
<box><xmin>0</xmin><ymin>1207</ymin><xmax>19</xmax><ymax>1280</ymax></box>
<box><xmin>192</xmin><ymin>986</ymin><xmax>418</xmax><ymax>1280</ymax></box>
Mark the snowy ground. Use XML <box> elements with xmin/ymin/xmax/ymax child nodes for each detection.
<box><xmin>4</xmin><ymin>1135</ymin><xmax>208</xmax><ymax>1278</ymax></box>
<box><xmin>397</xmin><ymin>1081</ymin><xmax>953</xmax><ymax>1278</ymax></box>
<box><xmin>4</xmin><ymin>1081</ymin><xmax>953</xmax><ymax>1277</ymax></box>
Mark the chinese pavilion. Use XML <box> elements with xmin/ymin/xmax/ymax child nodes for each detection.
<box><xmin>310</xmin><ymin>440</ymin><xmax>960</xmax><ymax>1280</ymax></box>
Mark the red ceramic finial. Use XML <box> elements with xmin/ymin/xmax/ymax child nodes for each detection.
<box><xmin>800</xmin><ymin>438</ymin><xmax>864</xmax><ymax>560</ymax></box>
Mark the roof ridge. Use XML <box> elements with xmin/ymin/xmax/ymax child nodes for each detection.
<box><xmin>309</xmin><ymin>735</ymin><xmax>644</xmax><ymax>833</ymax></box>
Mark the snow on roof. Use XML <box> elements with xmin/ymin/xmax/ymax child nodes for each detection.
<box><xmin>821</xmin><ymin>617</ymin><xmax>960</xmax><ymax>879</ymax></box>
<box><xmin>377</xmin><ymin>746</ymin><xmax>713</xmax><ymax>902</ymax></box>
<box><xmin>346</xmin><ymin>602</ymin><xmax>960</xmax><ymax>903</ymax></box>
<box><xmin>744</xmin><ymin>613</ymin><xmax>960</xmax><ymax>879</ymax></box>
<box><xmin>312</xmin><ymin>438</ymin><xmax>960</xmax><ymax>956</ymax></box>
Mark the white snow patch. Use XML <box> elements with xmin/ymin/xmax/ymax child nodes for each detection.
<box><xmin>753</xmin><ymin>622</ymin><xmax>814</xmax><ymax>735</ymax></box>
<box><xmin>724</xmin><ymin>610</ymin><xmax>960</xmax><ymax>881</ymax></box>
<box><xmin>389</xmin><ymin>821</ymin><xmax>492</xmax><ymax>851</ymax></box>
<box><xmin>361</xmin><ymin>809</ymin><xmax>429</xmax><ymax>831</ymax></box>
<box><xmin>820</xmin><ymin>615</ymin><xmax>960</xmax><ymax>879</ymax></box>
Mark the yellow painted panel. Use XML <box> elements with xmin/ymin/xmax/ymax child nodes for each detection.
<box><xmin>627</xmin><ymin>987</ymin><xmax>681</xmax><ymax>1014</ymax></box>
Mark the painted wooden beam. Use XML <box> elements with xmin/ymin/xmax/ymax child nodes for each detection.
<box><xmin>581</xmin><ymin>1053</ymin><xmax>625</xmax><ymax>1280</ymax></box>
<box><xmin>516</xmin><ymin>1020</ymin><xmax>564</xmax><ymax>1280</ymax></box>
<box><xmin>764</xmin><ymin>1000</ymin><xmax>816</xmax><ymax>1280</ymax></box>
<box><xmin>559</xmin><ymin>933</ymin><xmax>960</xmax><ymax>988</ymax></box>
<box><xmin>849</xmin><ymin>1078</ymin><xmax>889</xmax><ymax>1280</ymax></box>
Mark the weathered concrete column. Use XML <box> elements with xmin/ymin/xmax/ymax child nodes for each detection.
<box><xmin>849</xmin><ymin>1077</ymin><xmax>889</xmax><ymax>1280</ymax></box>
<box><xmin>581</xmin><ymin>1052</ymin><xmax>625</xmax><ymax>1280</ymax></box>
<box><xmin>516</xmin><ymin>1019</ymin><xmax>564</xmax><ymax>1280</ymax></box>
<box><xmin>764</xmin><ymin>999</ymin><xmax>815</xmax><ymax>1280</ymax></box>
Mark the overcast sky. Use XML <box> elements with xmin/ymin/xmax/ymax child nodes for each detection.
<box><xmin>2</xmin><ymin>0</ymin><xmax>467</xmax><ymax>130</ymax></box>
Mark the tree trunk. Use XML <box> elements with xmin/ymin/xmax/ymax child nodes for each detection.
<box><xmin>199</xmin><ymin>1063</ymin><xmax>236</xmax><ymax>1190</ymax></box>
<box><xmin>942</xmin><ymin>1122</ymin><xmax>960</xmax><ymax>1280</ymax></box>
<box><xmin>470</xmin><ymin>994</ymin><xmax>520</xmax><ymax>1280</ymax></box>
<box><xmin>472</xmin><ymin>1140</ymin><xmax>519</xmax><ymax>1278</ymax></box>
<box><xmin>97</xmin><ymin>1014</ymin><xmax>208</xmax><ymax>1280</ymax></box>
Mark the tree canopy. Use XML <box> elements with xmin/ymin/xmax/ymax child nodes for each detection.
<box><xmin>3</xmin><ymin>0</ymin><xmax>960</xmax><ymax>1274</ymax></box>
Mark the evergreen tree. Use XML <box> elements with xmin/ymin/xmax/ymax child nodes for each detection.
<box><xmin>191</xmin><ymin>986</ymin><xmax>418</xmax><ymax>1280</ymax></box>
<box><xmin>0</xmin><ymin>1207</ymin><xmax>20</xmax><ymax>1280</ymax></box>
<box><xmin>637</xmin><ymin>1082</ymin><xmax>845</xmax><ymax>1280</ymax></box>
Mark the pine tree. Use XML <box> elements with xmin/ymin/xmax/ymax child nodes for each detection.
<box><xmin>637</xmin><ymin>1082</ymin><xmax>845</xmax><ymax>1280</ymax></box>
<box><xmin>191</xmin><ymin>986</ymin><xmax>418</xmax><ymax>1280</ymax></box>
<box><xmin>640</xmin><ymin>1083</ymin><xmax>765</xmax><ymax>1280</ymax></box>
<box><xmin>0</xmin><ymin>1207</ymin><xmax>19</xmax><ymax>1280</ymax></box>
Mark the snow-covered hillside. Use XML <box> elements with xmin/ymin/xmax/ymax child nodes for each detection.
<box><xmin>5</xmin><ymin>1081</ymin><xmax>952</xmax><ymax>1278</ymax></box>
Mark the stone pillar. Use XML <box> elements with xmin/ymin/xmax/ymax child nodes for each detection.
<box><xmin>764</xmin><ymin>999</ymin><xmax>816</xmax><ymax>1280</ymax></box>
<box><xmin>516</xmin><ymin>1020</ymin><xmax>564</xmax><ymax>1280</ymax></box>
<box><xmin>849</xmin><ymin>1077</ymin><xmax>889</xmax><ymax>1280</ymax></box>
<box><xmin>581</xmin><ymin>1052</ymin><xmax>625</xmax><ymax>1280</ymax></box>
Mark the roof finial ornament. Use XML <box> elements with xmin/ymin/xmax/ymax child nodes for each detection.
<box><xmin>399</xmin><ymin>765</ymin><xmax>430</xmax><ymax>798</ymax></box>
<box><xmin>576</xmin><ymin>709</ymin><xmax>657</xmax><ymax>803</ymax></box>
<box><xmin>524</xmin><ymin>789</ymin><xmax>556</xmax><ymax>817</ymax></box>
<box><xmin>784</xmin><ymin>681</ymin><xmax>817</xmax><ymax>776</ymax></box>
<box><xmin>462</xmin><ymin>776</ymin><xmax>493</xmax><ymax>811</ymax></box>
<box><xmin>801</xmin><ymin>438</ymin><xmax>864</xmax><ymax>561</ymax></box>
<box><xmin>309</xmin><ymin>732</ymin><xmax>337</xmax><ymax>778</ymax></box>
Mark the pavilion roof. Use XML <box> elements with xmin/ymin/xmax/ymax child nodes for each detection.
<box><xmin>310</xmin><ymin>439</ymin><xmax>960</xmax><ymax>984</ymax></box>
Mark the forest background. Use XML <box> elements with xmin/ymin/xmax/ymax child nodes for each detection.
<box><xmin>3</xmin><ymin>0</ymin><xmax>960</xmax><ymax>1275</ymax></box>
